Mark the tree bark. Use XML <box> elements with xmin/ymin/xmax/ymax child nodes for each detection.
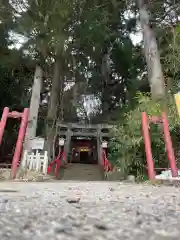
<box><xmin>137</xmin><ymin>0</ymin><xmax>165</xmax><ymax>99</ymax></box>
<box><xmin>24</xmin><ymin>65</ymin><xmax>43</xmax><ymax>151</ymax></box>
<box><xmin>46</xmin><ymin>56</ymin><xmax>62</xmax><ymax>161</ymax></box>
<box><xmin>101</xmin><ymin>52</ymin><xmax>112</xmax><ymax>115</ymax></box>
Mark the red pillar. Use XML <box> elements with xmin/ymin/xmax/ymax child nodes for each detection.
<box><xmin>161</xmin><ymin>112</ymin><xmax>178</xmax><ymax>177</ymax></box>
<box><xmin>141</xmin><ymin>112</ymin><xmax>155</xmax><ymax>180</ymax></box>
<box><xmin>0</xmin><ymin>107</ymin><xmax>9</xmax><ymax>145</ymax></box>
<box><xmin>11</xmin><ymin>108</ymin><xmax>29</xmax><ymax>179</ymax></box>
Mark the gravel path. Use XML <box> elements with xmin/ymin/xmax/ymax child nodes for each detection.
<box><xmin>0</xmin><ymin>181</ymin><xmax>180</xmax><ymax>240</ymax></box>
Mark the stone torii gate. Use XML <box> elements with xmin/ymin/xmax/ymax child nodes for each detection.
<box><xmin>57</xmin><ymin>123</ymin><xmax>113</xmax><ymax>162</ymax></box>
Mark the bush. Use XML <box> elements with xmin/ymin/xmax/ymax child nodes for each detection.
<box><xmin>108</xmin><ymin>92</ymin><xmax>180</xmax><ymax>180</ymax></box>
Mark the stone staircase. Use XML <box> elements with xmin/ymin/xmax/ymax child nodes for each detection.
<box><xmin>61</xmin><ymin>163</ymin><xmax>104</xmax><ymax>181</ymax></box>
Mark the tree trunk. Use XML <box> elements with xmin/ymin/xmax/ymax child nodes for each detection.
<box><xmin>46</xmin><ymin>57</ymin><xmax>62</xmax><ymax>161</ymax></box>
<box><xmin>24</xmin><ymin>65</ymin><xmax>43</xmax><ymax>150</ymax></box>
<box><xmin>137</xmin><ymin>0</ymin><xmax>165</xmax><ymax>99</ymax></box>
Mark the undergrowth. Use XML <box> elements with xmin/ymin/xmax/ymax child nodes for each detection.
<box><xmin>108</xmin><ymin>92</ymin><xmax>180</xmax><ymax>181</ymax></box>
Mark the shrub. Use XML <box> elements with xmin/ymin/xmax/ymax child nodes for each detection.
<box><xmin>108</xmin><ymin>92</ymin><xmax>180</xmax><ymax>180</ymax></box>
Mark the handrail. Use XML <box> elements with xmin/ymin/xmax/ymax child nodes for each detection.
<box><xmin>47</xmin><ymin>150</ymin><xmax>67</xmax><ymax>177</ymax></box>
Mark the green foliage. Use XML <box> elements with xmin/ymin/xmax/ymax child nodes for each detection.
<box><xmin>109</xmin><ymin>92</ymin><xmax>180</xmax><ymax>180</ymax></box>
<box><xmin>0</xmin><ymin>0</ymin><xmax>179</xmax><ymax>165</ymax></box>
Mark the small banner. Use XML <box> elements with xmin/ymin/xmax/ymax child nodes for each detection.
<box><xmin>174</xmin><ymin>93</ymin><xmax>180</xmax><ymax>117</ymax></box>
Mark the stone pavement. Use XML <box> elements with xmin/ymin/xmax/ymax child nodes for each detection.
<box><xmin>0</xmin><ymin>181</ymin><xmax>180</xmax><ymax>240</ymax></box>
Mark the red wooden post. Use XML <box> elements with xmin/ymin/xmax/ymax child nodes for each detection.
<box><xmin>141</xmin><ymin>112</ymin><xmax>155</xmax><ymax>179</ymax></box>
<box><xmin>0</xmin><ymin>107</ymin><xmax>9</xmax><ymax>145</ymax></box>
<box><xmin>11</xmin><ymin>108</ymin><xmax>29</xmax><ymax>179</ymax></box>
<box><xmin>161</xmin><ymin>112</ymin><xmax>178</xmax><ymax>177</ymax></box>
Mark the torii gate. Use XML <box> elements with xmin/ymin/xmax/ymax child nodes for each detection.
<box><xmin>57</xmin><ymin>122</ymin><xmax>113</xmax><ymax>164</ymax></box>
<box><xmin>0</xmin><ymin>107</ymin><xmax>29</xmax><ymax>179</ymax></box>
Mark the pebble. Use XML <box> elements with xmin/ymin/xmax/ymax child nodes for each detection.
<box><xmin>0</xmin><ymin>181</ymin><xmax>179</xmax><ymax>239</ymax></box>
<box><xmin>66</xmin><ymin>197</ymin><xmax>81</xmax><ymax>204</ymax></box>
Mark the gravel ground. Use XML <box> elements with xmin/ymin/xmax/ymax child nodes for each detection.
<box><xmin>0</xmin><ymin>181</ymin><xmax>180</xmax><ymax>240</ymax></box>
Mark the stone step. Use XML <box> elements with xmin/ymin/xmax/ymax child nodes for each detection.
<box><xmin>61</xmin><ymin>164</ymin><xmax>104</xmax><ymax>181</ymax></box>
